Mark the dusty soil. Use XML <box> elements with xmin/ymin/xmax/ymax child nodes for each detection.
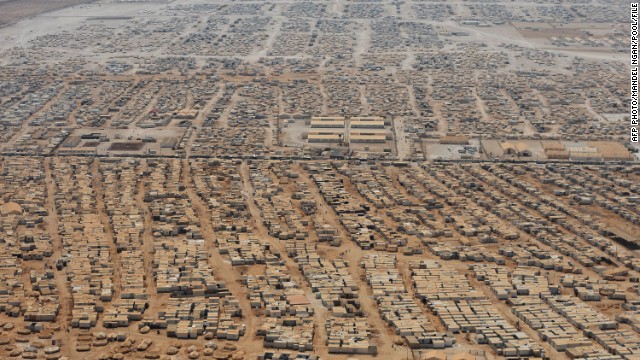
<box><xmin>0</xmin><ymin>0</ymin><xmax>96</xmax><ymax>28</ymax></box>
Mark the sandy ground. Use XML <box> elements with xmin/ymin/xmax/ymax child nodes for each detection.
<box><xmin>0</xmin><ymin>0</ymin><xmax>96</xmax><ymax>28</ymax></box>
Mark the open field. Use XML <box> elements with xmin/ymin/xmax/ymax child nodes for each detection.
<box><xmin>0</xmin><ymin>0</ymin><xmax>96</xmax><ymax>28</ymax></box>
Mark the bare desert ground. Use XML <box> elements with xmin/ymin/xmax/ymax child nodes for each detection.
<box><xmin>0</xmin><ymin>0</ymin><xmax>96</xmax><ymax>28</ymax></box>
